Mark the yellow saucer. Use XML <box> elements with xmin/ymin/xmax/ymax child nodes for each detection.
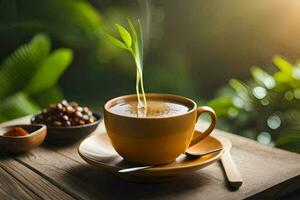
<box><xmin>78</xmin><ymin>128</ymin><xmax>223</xmax><ymax>179</ymax></box>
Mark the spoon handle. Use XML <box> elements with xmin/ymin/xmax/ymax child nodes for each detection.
<box><xmin>119</xmin><ymin>148</ymin><xmax>224</xmax><ymax>174</ymax></box>
<box><xmin>221</xmin><ymin>150</ymin><xmax>243</xmax><ymax>189</ymax></box>
<box><xmin>118</xmin><ymin>165</ymin><xmax>153</xmax><ymax>173</ymax></box>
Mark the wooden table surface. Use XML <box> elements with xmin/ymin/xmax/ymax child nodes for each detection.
<box><xmin>1</xmin><ymin>116</ymin><xmax>300</xmax><ymax>200</ymax></box>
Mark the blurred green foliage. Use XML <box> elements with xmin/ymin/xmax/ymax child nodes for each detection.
<box><xmin>0</xmin><ymin>0</ymin><xmax>196</xmax><ymax>109</ymax></box>
<box><xmin>208</xmin><ymin>56</ymin><xmax>300</xmax><ymax>153</ymax></box>
<box><xmin>1</xmin><ymin>0</ymin><xmax>300</xmax><ymax>153</ymax></box>
<box><xmin>0</xmin><ymin>33</ymin><xmax>73</xmax><ymax>122</ymax></box>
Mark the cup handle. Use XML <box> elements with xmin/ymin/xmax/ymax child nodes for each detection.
<box><xmin>189</xmin><ymin>106</ymin><xmax>217</xmax><ymax>147</ymax></box>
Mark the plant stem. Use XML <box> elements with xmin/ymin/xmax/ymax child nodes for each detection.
<box><xmin>135</xmin><ymin>58</ymin><xmax>147</xmax><ymax>111</ymax></box>
<box><xmin>136</xmin><ymin>68</ymin><xmax>141</xmax><ymax>105</ymax></box>
<box><xmin>139</xmin><ymin>73</ymin><xmax>147</xmax><ymax>110</ymax></box>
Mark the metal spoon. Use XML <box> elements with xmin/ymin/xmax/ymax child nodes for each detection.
<box><xmin>118</xmin><ymin>147</ymin><xmax>223</xmax><ymax>173</ymax></box>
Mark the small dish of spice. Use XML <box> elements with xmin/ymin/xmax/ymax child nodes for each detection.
<box><xmin>1</xmin><ymin>127</ymin><xmax>29</xmax><ymax>137</ymax></box>
<box><xmin>0</xmin><ymin>124</ymin><xmax>47</xmax><ymax>153</ymax></box>
<box><xmin>31</xmin><ymin>100</ymin><xmax>101</xmax><ymax>143</ymax></box>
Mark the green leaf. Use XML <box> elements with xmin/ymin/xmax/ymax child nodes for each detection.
<box><xmin>229</xmin><ymin>79</ymin><xmax>247</xmax><ymax>93</ymax></box>
<box><xmin>208</xmin><ymin>97</ymin><xmax>233</xmax><ymax>117</ymax></box>
<box><xmin>31</xmin><ymin>86</ymin><xmax>64</xmax><ymax>108</ymax></box>
<box><xmin>127</xmin><ymin>18</ymin><xmax>137</xmax><ymax>43</ymax></box>
<box><xmin>273</xmin><ymin>72</ymin><xmax>291</xmax><ymax>83</ymax></box>
<box><xmin>25</xmin><ymin>48</ymin><xmax>73</xmax><ymax>94</ymax></box>
<box><xmin>104</xmin><ymin>33</ymin><xmax>128</xmax><ymax>50</ymax></box>
<box><xmin>273</xmin><ymin>56</ymin><xmax>293</xmax><ymax>75</ymax></box>
<box><xmin>115</xmin><ymin>23</ymin><xmax>132</xmax><ymax>48</ymax></box>
<box><xmin>126</xmin><ymin>18</ymin><xmax>139</xmax><ymax>56</ymax></box>
<box><xmin>137</xmin><ymin>19</ymin><xmax>144</xmax><ymax>66</ymax></box>
<box><xmin>251</xmin><ymin>66</ymin><xmax>276</xmax><ymax>89</ymax></box>
<box><xmin>108</xmin><ymin>19</ymin><xmax>147</xmax><ymax>109</ymax></box>
<box><xmin>229</xmin><ymin>79</ymin><xmax>251</xmax><ymax>101</ymax></box>
<box><xmin>0</xmin><ymin>33</ymin><xmax>50</xmax><ymax>99</ymax></box>
<box><xmin>276</xmin><ymin>133</ymin><xmax>300</xmax><ymax>146</ymax></box>
<box><xmin>0</xmin><ymin>93</ymin><xmax>40</xmax><ymax>121</ymax></box>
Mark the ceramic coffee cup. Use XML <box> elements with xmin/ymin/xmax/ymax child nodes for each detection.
<box><xmin>103</xmin><ymin>93</ymin><xmax>217</xmax><ymax>165</ymax></box>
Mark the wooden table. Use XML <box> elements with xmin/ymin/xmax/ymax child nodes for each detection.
<box><xmin>1</xmin><ymin>116</ymin><xmax>300</xmax><ymax>200</ymax></box>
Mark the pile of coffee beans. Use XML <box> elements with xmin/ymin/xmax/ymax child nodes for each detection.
<box><xmin>33</xmin><ymin>100</ymin><xmax>95</xmax><ymax>127</ymax></box>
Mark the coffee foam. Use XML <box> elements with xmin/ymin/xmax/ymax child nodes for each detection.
<box><xmin>109</xmin><ymin>100</ymin><xmax>190</xmax><ymax>118</ymax></box>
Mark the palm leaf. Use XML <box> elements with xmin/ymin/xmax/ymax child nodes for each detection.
<box><xmin>31</xmin><ymin>86</ymin><xmax>64</xmax><ymax>108</ymax></box>
<box><xmin>25</xmin><ymin>48</ymin><xmax>73</xmax><ymax>94</ymax></box>
<box><xmin>0</xmin><ymin>0</ymin><xmax>103</xmax><ymax>48</ymax></box>
<box><xmin>0</xmin><ymin>33</ymin><xmax>50</xmax><ymax>99</ymax></box>
<box><xmin>0</xmin><ymin>93</ymin><xmax>40</xmax><ymax>122</ymax></box>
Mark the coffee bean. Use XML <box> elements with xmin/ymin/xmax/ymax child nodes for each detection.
<box><xmin>79</xmin><ymin>120</ymin><xmax>85</xmax><ymax>125</ymax></box>
<box><xmin>63</xmin><ymin>121</ymin><xmax>71</xmax><ymax>126</ymax></box>
<box><xmin>61</xmin><ymin>100</ymin><xmax>68</xmax><ymax>106</ymax></box>
<box><xmin>88</xmin><ymin>117</ymin><xmax>95</xmax><ymax>123</ymax></box>
<box><xmin>33</xmin><ymin>100</ymin><xmax>95</xmax><ymax>127</ymax></box>
<box><xmin>63</xmin><ymin>115</ymin><xmax>69</xmax><ymax>121</ymax></box>
<box><xmin>57</xmin><ymin>103</ymin><xmax>63</xmax><ymax>110</ymax></box>
<box><xmin>67</xmin><ymin>106</ymin><xmax>75</xmax><ymax>113</ymax></box>
<box><xmin>77</xmin><ymin>106</ymin><xmax>83</xmax><ymax>112</ymax></box>
<box><xmin>83</xmin><ymin>107</ymin><xmax>89</xmax><ymax>114</ymax></box>
<box><xmin>71</xmin><ymin>102</ymin><xmax>78</xmax><ymax>107</ymax></box>
<box><xmin>53</xmin><ymin>121</ymin><xmax>62</xmax><ymax>126</ymax></box>
<box><xmin>75</xmin><ymin>111</ymin><xmax>83</xmax><ymax>118</ymax></box>
<box><xmin>82</xmin><ymin>115</ymin><xmax>89</xmax><ymax>121</ymax></box>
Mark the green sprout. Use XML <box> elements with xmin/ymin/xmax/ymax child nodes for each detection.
<box><xmin>106</xmin><ymin>18</ymin><xmax>147</xmax><ymax>111</ymax></box>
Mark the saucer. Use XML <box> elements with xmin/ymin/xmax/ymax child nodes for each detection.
<box><xmin>78</xmin><ymin>124</ymin><xmax>223</xmax><ymax>179</ymax></box>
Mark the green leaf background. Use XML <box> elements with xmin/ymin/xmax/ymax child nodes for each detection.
<box><xmin>208</xmin><ymin>56</ymin><xmax>300</xmax><ymax>153</ymax></box>
<box><xmin>0</xmin><ymin>33</ymin><xmax>73</xmax><ymax>122</ymax></box>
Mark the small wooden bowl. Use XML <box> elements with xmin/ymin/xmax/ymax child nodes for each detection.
<box><xmin>0</xmin><ymin>124</ymin><xmax>47</xmax><ymax>153</ymax></box>
<box><xmin>31</xmin><ymin>113</ymin><xmax>101</xmax><ymax>144</ymax></box>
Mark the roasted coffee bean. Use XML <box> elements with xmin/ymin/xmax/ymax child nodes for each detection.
<box><xmin>67</xmin><ymin>106</ymin><xmax>75</xmax><ymax>113</ymax></box>
<box><xmin>83</xmin><ymin>107</ymin><xmax>89</xmax><ymax>114</ymax></box>
<box><xmin>88</xmin><ymin>117</ymin><xmax>95</xmax><ymax>123</ymax></box>
<box><xmin>75</xmin><ymin>111</ymin><xmax>83</xmax><ymax>118</ymax></box>
<box><xmin>71</xmin><ymin>102</ymin><xmax>78</xmax><ymax>107</ymax></box>
<box><xmin>61</xmin><ymin>100</ymin><xmax>68</xmax><ymax>106</ymax></box>
<box><xmin>82</xmin><ymin>115</ymin><xmax>89</xmax><ymax>121</ymax></box>
<box><xmin>57</xmin><ymin>103</ymin><xmax>63</xmax><ymax>110</ymax></box>
<box><xmin>33</xmin><ymin>100</ymin><xmax>95</xmax><ymax>127</ymax></box>
<box><xmin>63</xmin><ymin>121</ymin><xmax>71</xmax><ymax>126</ymax></box>
<box><xmin>79</xmin><ymin>120</ymin><xmax>85</xmax><ymax>125</ymax></box>
<box><xmin>62</xmin><ymin>107</ymin><xmax>66</xmax><ymax>112</ymax></box>
<box><xmin>63</xmin><ymin>115</ymin><xmax>69</xmax><ymax>121</ymax></box>
<box><xmin>53</xmin><ymin>121</ymin><xmax>62</xmax><ymax>126</ymax></box>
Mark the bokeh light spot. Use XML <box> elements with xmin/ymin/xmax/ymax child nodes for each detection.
<box><xmin>294</xmin><ymin>89</ymin><xmax>300</xmax><ymax>99</ymax></box>
<box><xmin>267</xmin><ymin>114</ymin><xmax>281</xmax><ymax>130</ymax></box>
<box><xmin>261</xmin><ymin>99</ymin><xmax>269</xmax><ymax>106</ymax></box>
<box><xmin>257</xmin><ymin>132</ymin><xmax>272</xmax><ymax>145</ymax></box>
<box><xmin>232</xmin><ymin>97</ymin><xmax>244</xmax><ymax>108</ymax></box>
<box><xmin>284</xmin><ymin>91</ymin><xmax>294</xmax><ymax>101</ymax></box>
<box><xmin>228</xmin><ymin>107</ymin><xmax>238</xmax><ymax>118</ymax></box>
<box><xmin>293</xmin><ymin>68</ymin><xmax>300</xmax><ymax>79</ymax></box>
<box><xmin>252</xmin><ymin>86</ymin><xmax>267</xmax><ymax>99</ymax></box>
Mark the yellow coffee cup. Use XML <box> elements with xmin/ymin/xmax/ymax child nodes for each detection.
<box><xmin>104</xmin><ymin>93</ymin><xmax>217</xmax><ymax>165</ymax></box>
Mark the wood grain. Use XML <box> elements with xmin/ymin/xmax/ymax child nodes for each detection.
<box><xmin>0</xmin><ymin>156</ymin><xmax>75</xmax><ymax>200</ymax></box>
<box><xmin>0</xmin><ymin>158</ymin><xmax>39</xmax><ymax>200</ymax></box>
<box><xmin>0</xmin><ymin>116</ymin><xmax>299</xmax><ymax>200</ymax></box>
